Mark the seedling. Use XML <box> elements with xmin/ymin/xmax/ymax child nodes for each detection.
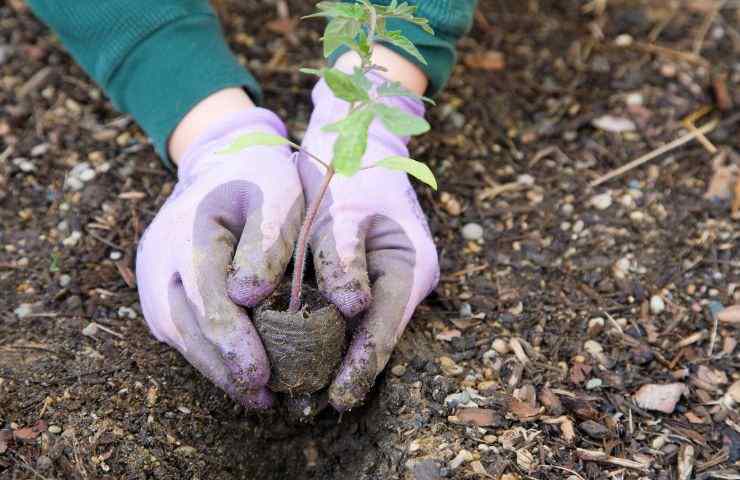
<box><xmin>220</xmin><ymin>1</ymin><xmax>437</xmax><ymax>395</ymax></box>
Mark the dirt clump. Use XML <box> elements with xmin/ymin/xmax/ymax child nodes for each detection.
<box><xmin>254</xmin><ymin>286</ymin><xmax>346</xmax><ymax>395</ymax></box>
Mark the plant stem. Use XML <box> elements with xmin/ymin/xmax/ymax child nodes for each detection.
<box><xmin>288</xmin><ymin>165</ymin><xmax>335</xmax><ymax>313</ymax></box>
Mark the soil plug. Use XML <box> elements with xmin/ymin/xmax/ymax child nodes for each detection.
<box><xmin>220</xmin><ymin>2</ymin><xmax>438</xmax><ymax>395</ymax></box>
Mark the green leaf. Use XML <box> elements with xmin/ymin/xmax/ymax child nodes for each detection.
<box><xmin>377</xmin><ymin>80</ymin><xmax>436</xmax><ymax>105</ymax></box>
<box><xmin>324</xmin><ymin>68</ymin><xmax>370</xmax><ymax>103</ymax></box>
<box><xmin>378</xmin><ymin>30</ymin><xmax>427</xmax><ymax>65</ymax></box>
<box><xmin>218</xmin><ymin>132</ymin><xmax>293</xmax><ymax>155</ymax></box>
<box><xmin>376</xmin><ymin>156</ymin><xmax>437</xmax><ymax>190</ymax></box>
<box><xmin>373</xmin><ymin>104</ymin><xmax>430</xmax><ymax>136</ymax></box>
<box><xmin>300</xmin><ymin>67</ymin><xmax>324</xmax><ymax>77</ymax></box>
<box><xmin>330</xmin><ymin>108</ymin><xmax>374</xmax><ymax>176</ymax></box>
<box><xmin>350</xmin><ymin>66</ymin><xmax>372</xmax><ymax>91</ymax></box>
<box><xmin>303</xmin><ymin>2</ymin><xmax>367</xmax><ymax>20</ymax></box>
<box><xmin>323</xmin><ymin>17</ymin><xmax>361</xmax><ymax>58</ymax></box>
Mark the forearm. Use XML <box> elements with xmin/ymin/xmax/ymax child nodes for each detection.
<box><xmin>339</xmin><ymin>0</ymin><xmax>478</xmax><ymax>95</ymax></box>
<box><xmin>27</xmin><ymin>0</ymin><xmax>261</xmax><ymax>167</ymax></box>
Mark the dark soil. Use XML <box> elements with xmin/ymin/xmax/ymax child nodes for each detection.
<box><xmin>255</xmin><ymin>286</ymin><xmax>345</xmax><ymax>395</ymax></box>
<box><xmin>2</xmin><ymin>1</ymin><xmax>740</xmax><ymax>479</ymax></box>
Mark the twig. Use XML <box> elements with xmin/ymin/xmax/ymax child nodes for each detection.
<box><xmin>590</xmin><ymin>118</ymin><xmax>719</xmax><ymax>187</ymax></box>
<box><xmin>693</xmin><ymin>1</ymin><xmax>727</xmax><ymax>55</ymax></box>
<box><xmin>576</xmin><ymin>449</ymin><xmax>649</xmax><ymax>471</ymax></box>
<box><xmin>708</xmin><ymin>304</ymin><xmax>720</xmax><ymax>357</ymax></box>
<box><xmin>631</xmin><ymin>41</ymin><xmax>709</xmax><ymax>66</ymax></box>
<box><xmin>683</xmin><ymin>106</ymin><xmax>717</xmax><ymax>154</ymax></box>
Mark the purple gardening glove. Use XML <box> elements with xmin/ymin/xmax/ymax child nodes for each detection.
<box><xmin>299</xmin><ymin>73</ymin><xmax>440</xmax><ymax>411</ymax></box>
<box><xmin>136</xmin><ymin>108</ymin><xmax>303</xmax><ymax>409</ymax></box>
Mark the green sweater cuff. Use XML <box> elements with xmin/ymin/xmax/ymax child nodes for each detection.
<box><xmin>338</xmin><ymin>0</ymin><xmax>477</xmax><ymax>95</ymax></box>
<box><xmin>108</xmin><ymin>15</ymin><xmax>261</xmax><ymax>168</ymax></box>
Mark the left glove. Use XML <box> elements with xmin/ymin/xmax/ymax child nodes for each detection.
<box><xmin>298</xmin><ymin>73</ymin><xmax>440</xmax><ymax>411</ymax></box>
<box><xmin>136</xmin><ymin>108</ymin><xmax>304</xmax><ymax>409</ymax></box>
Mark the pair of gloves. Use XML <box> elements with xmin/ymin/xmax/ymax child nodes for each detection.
<box><xmin>135</xmin><ymin>75</ymin><xmax>440</xmax><ymax>411</ymax></box>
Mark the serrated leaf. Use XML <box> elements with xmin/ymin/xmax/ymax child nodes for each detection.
<box><xmin>323</xmin><ymin>17</ymin><xmax>361</xmax><ymax>58</ymax></box>
<box><xmin>303</xmin><ymin>2</ymin><xmax>367</xmax><ymax>20</ymax></box>
<box><xmin>374</xmin><ymin>104</ymin><xmax>430</xmax><ymax>136</ymax></box>
<box><xmin>324</xmin><ymin>68</ymin><xmax>370</xmax><ymax>103</ymax></box>
<box><xmin>378</xmin><ymin>80</ymin><xmax>436</xmax><ymax>105</ymax></box>
<box><xmin>218</xmin><ymin>132</ymin><xmax>292</xmax><ymax>155</ymax></box>
<box><xmin>330</xmin><ymin>108</ymin><xmax>374</xmax><ymax>176</ymax></box>
<box><xmin>378</xmin><ymin>30</ymin><xmax>427</xmax><ymax>65</ymax></box>
<box><xmin>376</xmin><ymin>156</ymin><xmax>437</xmax><ymax>189</ymax></box>
<box><xmin>300</xmin><ymin>67</ymin><xmax>324</xmax><ymax>77</ymax></box>
<box><xmin>351</xmin><ymin>66</ymin><xmax>372</xmax><ymax>90</ymax></box>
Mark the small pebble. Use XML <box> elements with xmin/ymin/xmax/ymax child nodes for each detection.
<box><xmin>492</xmin><ymin>338</ymin><xmax>510</xmax><ymax>354</ymax></box>
<box><xmin>78</xmin><ymin>168</ymin><xmax>96</xmax><ymax>182</ymax></box>
<box><xmin>614</xmin><ymin>34</ymin><xmax>633</xmax><ymax>46</ymax></box>
<box><xmin>48</xmin><ymin>425</ymin><xmax>62</xmax><ymax>434</ymax></box>
<box><xmin>109</xmin><ymin>251</ymin><xmax>123</xmax><ymax>261</ymax></box>
<box><xmin>30</xmin><ymin>144</ymin><xmax>49</xmax><ymax>157</ymax></box>
<box><xmin>590</xmin><ymin>193</ymin><xmax>613</xmax><ymax>210</ymax></box>
<box><xmin>461</xmin><ymin>223</ymin><xmax>484</xmax><ymax>241</ymax></box>
<box><xmin>391</xmin><ymin>364</ymin><xmax>407</xmax><ymax>377</ymax></box>
<box><xmin>14</xmin><ymin>304</ymin><xmax>33</xmax><ymax>319</ymax></box>
<box><xmin>82</xmin><ymin>323</ymin><xmax>99</xmax><ymax>337</ymax></box>
<box><xmin>650</xmin><ymin>295</ymin><xmax>665</xmax><ymax>315</ymax></box>
<box><xmin>117</xmin><ymin>306</ymin><xmax>138</xmax><ymax>319</ymax></box>
<box><xmin>62</xmin><ymin>231</ymin><xmax>82</xmax><ymax>247</ymax></box>
<box><xmin>175</xmin><ymin>446</ymin><xmax>197</xmax><ymax>456</ymax></box>
<box><xmin>59</xmin><ymin>274</ymin><xmax>72</xmax><ymax>288</ymax></box>
<box><xmin>561</xmin><ymin>203</ymin><xmax>574</xmax><ymax>216</ymax></box>
<box><xmin>178</xmin><ymin>406</ymin><xmax>191</xmax><ymax>414</ymax></box>
<box><xmin>584</xmin><ymin>340</ymin><xmax>603</xmax><ymax>354</ymax></box>
<box><xmin>517</xmin><ymin>174</ymin><xmax>535</xmax><ymax>186</ymax></box>
<box><xmin>586</xmin><ymin>378</ymin><xmax>603</xmax><ymax>390</ymax></box>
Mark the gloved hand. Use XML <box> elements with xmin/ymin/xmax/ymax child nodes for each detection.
<box><xmin>136</xmin><ymin>108</ymin><xmax>303</xmax><ymax>409</ymax></box>
<box><xmin>298</xmin><ymin>73</ymin><xmax>440</xmax><ymax>411</ymax></box>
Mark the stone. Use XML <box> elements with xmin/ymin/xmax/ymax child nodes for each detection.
<box><xmin>590</xmin><ymin>192</ymin><xmax>613</xmax><ymax>210</ymax></box>
<box><xmin>650</xmin><ymin>295</ymin><xmax>666</xmax><ymax>315</ymax></box>
<box><xmin>59</xmin><ymin>274</ymin><xmax>71</xmax><ymax>288</ymax></box>
<box><xmin>492</xmin><ymin>338</ymin><xmax>510</xmax><ymax>354</ymax></box>
<box><xmin>14</xmin><ymin>304</ymin><xmax>33</xmax><ymax>319</ymax></box>
<box><xmin>461</xmin><ymin>223</ymin><xmax>484</xmax><ymax>241</ymax></box>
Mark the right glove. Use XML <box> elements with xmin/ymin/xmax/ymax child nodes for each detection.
<box><xmin>136</xmin><ymin>108</ymin><xmax>304</xmax><ymax>409</ymax></box>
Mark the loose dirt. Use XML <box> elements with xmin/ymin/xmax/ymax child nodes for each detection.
<box><xmin>1</xmin><ymin>1</ymin><xmax>739</xmax><ymax>479</ymax></box>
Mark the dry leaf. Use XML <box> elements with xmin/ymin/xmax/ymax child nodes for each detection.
<box><xmin>13</xmin><ymin>419</ymin><xmax>47</xmax><ymax>443</ymax></box>
<box><xmin>539</xmin><ymin>387</ymin><xmax>563</xmax><ymax>415</ymax></box>
<box><xmin>633</xmin><ymin>383</ymin><xmax>688</xmax><ymax>413</ymax></box>
<box><xmin>463</xmin><ymin>51</ymin><xmax>505</xmax><ymax>71</ymax></box>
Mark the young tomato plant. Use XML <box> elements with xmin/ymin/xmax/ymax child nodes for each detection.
<box><xmin>221</xmin><ymin>0</ymin><xmax>437</xmax><ymax>313</ymax></box>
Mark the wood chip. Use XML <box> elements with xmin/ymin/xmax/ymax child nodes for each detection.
<box><xmin>678</xmin><ymin>444</ymin><xmax>695</xmax><ymax>480</ymax></box>
<box><xmin>463</xmin><ymin>51</ymin><xmax>505</xmax><ymax>71</ymax></box>
<box><xmin>509</xmin><ymin>338</ymin><xmax>530</xmax><ymax>365</ymax></box>
<box><xmin>718</xmin><ymin>305</ymin><xmax>740</xmax><ymax>324</ymax></box>
<box><xmin>455</xmin><ymin>408</ymin><xmax>500</xmax><ymax>427</ymax></box>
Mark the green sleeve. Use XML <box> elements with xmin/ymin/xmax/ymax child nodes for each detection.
<box><xmin>340</xmin><ymin>0</ymin><xmax>478</xmax><ymax>95</ymax></box>
<box><xmin>27</xmin><ymin>0</ymin><xmax>262</xmax><ymax>167</ymax></box>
